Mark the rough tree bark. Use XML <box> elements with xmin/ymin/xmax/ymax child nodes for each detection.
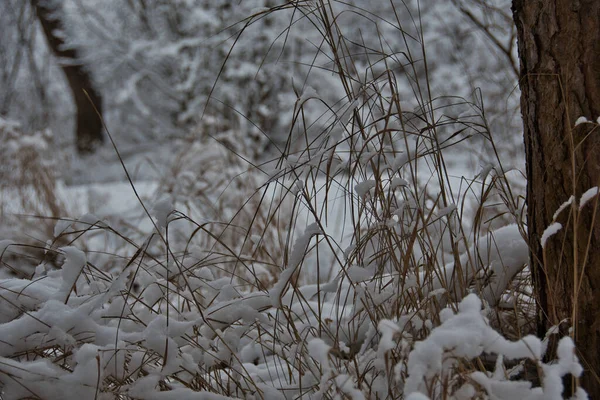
<box><xmin>512</xmin><ymin>0</ymin><xmax>600</xmax><ymax>395</ymax></box>
<box><xmin>31</xmin><ymin>0</ymin><xmax>104</xmax><ymax>154</ymax></box>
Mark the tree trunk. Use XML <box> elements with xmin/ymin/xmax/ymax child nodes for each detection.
<box><xmin>32</xmin><ymin>0</ymin><xmax>104</xmax><ymax>154</ymax></box>
<box><xmin>513</xmin><ymin>0</ymin><xmax>600</xmax><ymax>395</ymax></box>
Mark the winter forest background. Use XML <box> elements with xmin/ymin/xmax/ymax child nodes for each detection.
<box><xmin>0</xmin><ymin>0</ymin><xmax>591</xmax><ymax>399</ymax></box>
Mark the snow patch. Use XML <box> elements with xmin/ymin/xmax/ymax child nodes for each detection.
<box><xmin>56</xmin><ymin>247</ymin><xmax>87</xmax><ymax>302</ymax></box>
<box><xmin>579</xmin><ymin>187</ymin><xmax>599</xmax><ymax>210</ymax></box>
<box><xmin>541</xmin><ymin>222</ymin><xmax>562</xmax><ymax>249</ymax></box>
<box><xmin>553</xmin><ymin>195</ymin><xmax>574</xmax><ymax>220</ymax></box>
<box><xmin>355</xmin><ymin>180</ymin><xmax>376</xmax><ymax>197</ymax></box>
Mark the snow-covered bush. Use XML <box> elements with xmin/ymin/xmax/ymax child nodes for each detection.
<box><xmin>151</xmin><ymin>129</ymin><xmax>291</xmax><ymax>286</ymax></box>
<box><xmin>0</xmin><ymin>248</ymin><xmax>584</xmax><ymax>399</ymax></box>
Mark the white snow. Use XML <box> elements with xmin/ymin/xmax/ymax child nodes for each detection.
<box><xmin>437</xmin><ymin>204</ymin><xmax>457</xmax><ymax>218</ymax></box>
<box><xmin>541</xmin><ymin>222</ymin><xmax>562</xmax><ymax>249</ymax></box>
<box><xmin>0</xmin><ymin>239</ymin><xmax>13</xmax><ymax>256</ymax></box>
<box><xmin>391</xmin><ymin>177</ymin><xmax>409</xmax><ymax>188</ymax></box>
<box><xmin>55</xmin><ymin>246</ymin><xmax>87</xmax><ymax>302</ymax></box>
<box><xmin>436</xmin><ymin>224</ymin><xmax>529</xmax><ymax>306</ymax></box>
<box><xmin>334</xmin><ymin>374</ymin><xmax>366</xmax><ymax>400</ymax></box>
<box><xmin>298</xmin><ymin>86</ymin><xmax>319</xmax><ymax>104</ymax></box>
<box><xmin>151</xmin><ymin>194</ymin><xmax>174</xmax><ymax>229</ymax></box>
<box><xmin>477</xmin><ymin>163</ymin><xmax>495</xmax><ymax>181</ymax></box>
<box><xmin>355</xmin><ymin>179</ymin><xmax>377</xmax><ymax>197</ymax></box>
<box><xmin>401</xmin><ymin>294</ymin><xmax>581</xmax><ymax>399</ymax></box>
<box><xmin>307</xmin><ymin>338</ymin><xmax>331</xmax><ymax>367</ymax></box>
<box><xmin>553</xmin><ymin>195</ymin><xmax>574</xmax><ymax>220</ymax></box>
<box><xmin>347</xmin><ymin>265</ymin><xmax>374</xmax><ymax>282</ymax></box>
<box><xmin>579</xmin><ymin>187</ymin><xmax>599</xmax><ymax>210</ymax></box>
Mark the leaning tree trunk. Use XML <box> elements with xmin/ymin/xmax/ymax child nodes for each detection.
<box><xmin>32</xmin><ymin>0</ymin><xmax>103</xmax><ymax>154</ymax></box>
<box><xmin>513</xmin><ymin>0</ymin><xmax>600</xmax><ymax>395</ymax></box>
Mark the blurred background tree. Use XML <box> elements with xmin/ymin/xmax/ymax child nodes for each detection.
<box><xmin>32</xmin><ymin>0</ymin><xmax>104</xmax><ymax>154</ymax></box>
<box><xmin>0</xmin><ymin>0</ymin><xmax>521</xmax><ymax>191</ymax></box>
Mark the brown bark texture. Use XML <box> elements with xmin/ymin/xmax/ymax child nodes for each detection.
<box><xmin>513</xmin><ymin>0</ymin><xmax>600</xmax><ymax>394</ymax></box>
<box><xmin>32</xmin><ymin>0</ymin><xmax>104</xmax><ymax>154</ymax></box>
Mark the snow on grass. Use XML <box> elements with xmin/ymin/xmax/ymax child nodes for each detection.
<box><xmin>541</xmin><ymin>222</ymin><xmax>562</xmax><ymax>249</ymax></box>
<box><xmin>402</xmin><ymin>294</ymin><xmax>582</xmax><ymax>399</ymax></box>
<box><xmin>579</xmin><ymin>187</ymin><xmax>599</xmax><ymax>210</ymax></box>
<box><xmin>355</xmin><ymin>179</ymin><xmax>377</xmax><ymax>197</ymax></box>
<box><xmin>0</xmin><ymin>93</ymin><xmax>564</xmax><ymax>399</ymax></box>
<box><xmin>553</xmin><ymin>195</ymin><xmax>574</xmax><ymax>220</ymax></box>
<box><xmin>0</xmin><ymin>213</ymin><xmax>568</xmax><ymax>399</ymax></box>
<box><xmin>55</xmin><ymin>247</ymin><xmax>86</xmax><ymax>302</ymax></box>
<box><xmin>433</xmin><ymin>223</ymin><xmax>529</xmax><ymax>306</ymax></box>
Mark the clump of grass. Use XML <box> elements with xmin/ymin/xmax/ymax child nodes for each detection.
<box><xmin>0</xmin><ymin>117</ymin><xmax>67</xmax><ymax>276</ymax></box>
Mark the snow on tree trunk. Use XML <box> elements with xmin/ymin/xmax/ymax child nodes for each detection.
<box><xmin>513</xmin><ymin>0</ymin><xmax>600</xmax><ymax>394</ymax></box>
<box><xmin>32</xmin><ymin>0</ymin><xmax>104</xmax><ymax>154</ymax></box>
